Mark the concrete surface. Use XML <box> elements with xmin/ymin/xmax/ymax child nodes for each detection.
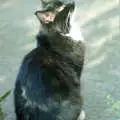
<box><xmin>0</xmin><ymin>0</ymin><xmax>119</xmax><ymax>120</ymax></box>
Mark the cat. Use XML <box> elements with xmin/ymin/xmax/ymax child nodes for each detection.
<box><xmin>14</xmin><ymin>1</ymin><xmax>85</xmax><ymax>120</ymax></box>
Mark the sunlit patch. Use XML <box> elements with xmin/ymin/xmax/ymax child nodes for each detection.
<box><xmin>76</xmin><ymin>1</ymin><xmax>118</xmax><ymax>26</ymax></box>
<box><xmin>109</xmin><ymin>16</ymin><xmax>119</xmax><ymax>29</ymax></box>
<box><xmin>0</xmin><ymin>76</ymin><xmax>7</xmax><ymax>83</ymax></box>
<box><xmin>86</xmin><ymin>53</ymin><xmax>106</xmax><ymax>68</ymax></box>
<box><xmin>1</xmin><ymin>1</ymin><xmax>15</xmax><ymax>9</ymax></box>
<box><xmin>86</xmin><ymin>38</ymin><xmax>108</xmax><ymax>58</ymax></box>
<box><xmin>90</xmin><ymin>37</ymin><xmax>107</xmax><ymax>48</ymax></box>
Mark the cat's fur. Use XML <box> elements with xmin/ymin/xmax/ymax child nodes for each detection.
<box><xmin>14</xmin><ymin>1</ymin><xmax>85</xmax><ymax>120</ymax></box>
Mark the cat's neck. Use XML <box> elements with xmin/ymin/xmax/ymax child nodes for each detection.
<box><xmin>36</xmin><ymin>29</ymin><xmax>84</xmax><ymax>54</ymax></box>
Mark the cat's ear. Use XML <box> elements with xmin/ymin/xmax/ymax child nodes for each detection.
<box><xmin>35</xmin><ymin>10</ymin><xmax>56</xmax><ymax>24</ymax></box>
<box><xmin>55</xmin><ymin>4</ymin><xmax>66</xmax><ymax>12</ymax></box>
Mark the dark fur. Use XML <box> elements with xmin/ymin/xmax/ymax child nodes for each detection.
<box><xmin>14</xmin><ymin>1</ymin><xmax>85</xmax><ymax>120</ymax></box>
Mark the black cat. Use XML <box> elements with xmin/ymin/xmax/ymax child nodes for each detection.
<box><xmin>14</xmin><ymin>1</ymin><xmax>85</xmax><ymax>120</ymax></box>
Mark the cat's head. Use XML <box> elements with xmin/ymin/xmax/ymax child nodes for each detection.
<box><xmin>35</xmin><ymin>1</ymin><xmax>75</xmax><ymax>34</ymax></box>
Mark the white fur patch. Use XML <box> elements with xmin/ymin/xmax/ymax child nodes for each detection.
<box><xmin>65</xmin><ymin>24</ymin><xmax>84</xmax><ymax>42</ymax></box>
<box><xmin>77</xmin><ymin>110</ymin><xmax>86</xmax><ymax>120</ymax></box>
<box><xmin>65</xmin><ymin>6</ymin><xmax>84</xmax><ymax>42</ymax></box>
<box><xmin>21</xmin><ymin>87</ymin><xmax>27</xmax><ymax>99</ymax></box>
